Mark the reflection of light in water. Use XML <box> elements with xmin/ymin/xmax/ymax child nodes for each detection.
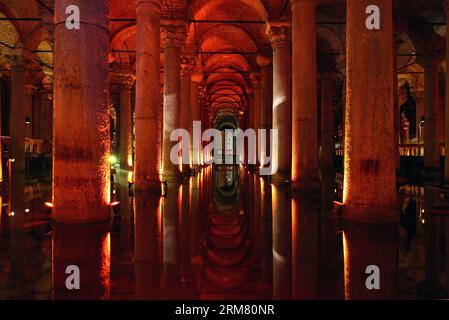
<box><xmin>101</xmin><ymin>232</ymin><xmax>111</xmax><ymax>299</ymax></box>
<box><xmin>342</xmin><ymin>231</ymin><xmax>349</xmax><ymax>300</ymax></box>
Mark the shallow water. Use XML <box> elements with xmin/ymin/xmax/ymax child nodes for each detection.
<box><xmin>0</xmin><ymin>166</ymin><xmax>448</xmax><ymax>300</ymax></box>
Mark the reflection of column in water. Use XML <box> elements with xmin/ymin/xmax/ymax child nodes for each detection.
<box><xmin>271</xmin><ymin>183</ymin><xmax>292</xmax><ymax>300</ymax></box>
<box><xmin>253</xmin><ymin>175</ymin><xmax>261</xmax><ymax>258</ymax></box>
<box><xmin>259</xmin><ymin>177</ymin><xmax>273</xmax><ymax>298</ymax></box>
<box><xmin>190</xmin><ymin>175</ymin><xmax>200</xmax><ymax>260</ymax></box>
<box><xmin>417</xmin><ymin>187</ymin><xmax>446</xmax><ymax>298</ymax></box>
<box><xmin>134</xmin><ymin>191</ymin><xmax>162</xmax><ymax>299</ymax></box>
<box><xmin>292</xmin><ymin>194</ymin><xmax>319</xmax><ymax>299</ymax></box>
<box><xmin>53</xmin><ymin>222</ymin><xmax>110</xmax><ymax>299</ymax></box>
<box><xmin>180</xmin><ymin>181</ymin><xmax>194</xmax><ymax>292</ymax></box>
<box><xmin>9</xmin><ymin>173</ymin><xmax>27</xmax><ymax>293</ymax></box>
<box><xmin>163</xmin><ymin>182</ymin><xmax>181</xmax><ymax>299</ymax></box>
<box><xmin>319</xmin><ymin>172</ymin><xmax>344</xmax><ymax>299</ymax></box>
<box><xmin>342</xmin><ymin>221</ymin><xmax>398</xmax><ymax>300</ymax></box>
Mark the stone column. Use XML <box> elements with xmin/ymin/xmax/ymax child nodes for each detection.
<box><xmin>268</xmin><ymin>24</ymin><xmax>291</xmax><ymax>180</ymax></box>
<box><xmin>24</xmin><ymin>84</ymin><xmax>34</xmax><ymax>138</ymax></box>
<box><xmin>320</xmin><ymin>72</ymin><xmax>335</xmax><ymax>171</ymax></box>
<box><xmin>135</xmin><ymin>0</ymin><xmax>162</xmax><ymax>191</ymax></box>
<box><xmin>257</xmin><ymin>54</ymin><xmax>273</xmax><ymax>167</ymax></box>
<box><xmin>10</xmin><ymin>51</ymin><xmax>26</xmax><ymax>173</ymax></box>
<box><xmin>191</xmin><ymin>69</ymin><xmax>203</xmax><ymax>170</ymax></box>
<box><xmin>343</xmin><ymin>0</ymin><xmax>398</xmax><ymax>223</ymax></box>
<box><xmin>162</xmin><ymin>25</ymin><xmax>186</xmax><ymax>180</ymax></box>
<box><xmin>291</xmin><ymin>0</ymin><xmax>319</xmax><ymax>190</ymax></box>
<box><xmin>422</xmin><ymin>58</ymin><xmax>441</xmax><ymax>172</ymax></box>
<box><xmin>119</xmin><ymin>75</ymin><xmax>134</xmax><ymax>170</ymax></box>
<box><xmin>446</xmin><ymin>1</ymin><xmax>449</xmax><ymax>183</ymax></box>
<box><xmin>251</xmin><ymin>72</ymin><xmax>262</xmax><ymax>166</ymax></box>
<box><xmin>53</xmin><ymin>0</ymin><xmax>110</xmax><ymax>223</ymax></box>
<box><xmin>180</xmin><ymin>54</ymin><xmax>195</xmax><ymax>172</ymax></box>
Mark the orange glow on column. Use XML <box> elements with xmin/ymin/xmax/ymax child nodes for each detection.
<box><xmin>100</xmin><ymin>232</ymin><xmax>111</xmax><ymax>299</ymax></box>
<box><xmin>342</xmin><ymin>231</ymin><xmax>349</xmax><ymax>300</ymax></box>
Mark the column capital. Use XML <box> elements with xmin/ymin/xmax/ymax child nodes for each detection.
<box><xmin>250</xmin><ymin>72</ymin><xmax>262</xmax><ymax>89</ymax></box>
<box><xmin>291</xmin><ymin>0</ymin><xmax>317</xmax><ymax>7</ymax></box>
<box><xmin>118</xmin><ymin>73</ymin><xmax>136</xmax><ymax>90</ymax></box>
<box><xmin>181</xmin><ymin>56</ymin><xmax>195</xmax><ymax>77</ymax></box>
<box><xmin>191</xmin><ymin>69</ymin><xmax>203</xmax><ymax>84</ymax></box>
<box><xmin>267</xmin><ymin>23</ymin><xmax>291</xmax><ymax>49</ymax></box>
<box><xmin>162</xmin><ymin>25</ymin><xmax>187</xmax><ymax>48</ymax></box>
<box><xmin>135</xmin><ymin>0</ymin><xmax>161</xmax><ymax>11</ymax></box>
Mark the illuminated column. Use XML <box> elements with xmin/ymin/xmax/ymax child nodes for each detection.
<box><xmin>343</xmin><ymin>0</ymin><xmax>398</xmax><ymax>223</ymax></box>
<box><xmin>257</xmin><ymin>54</ymin><xmax>273</xmax><ymax>166</ymax></box>
<box><xmin>134</xmin><ymin>192</ymin><xmax>162</xmax><ymax>298</ymax></box>
<box><xmin>446</xmin><ymin>1</ymin><xmax>449</xmax><ymax>183</ymax></box>
<box><xmin>291</xmin><ymin>0</ymin><xmax>319</xmax><ymax>190</ymax></box>
<box><xmin>162</xmin><ymin>25</ymin><xmax>186</xmax><ymax>180</ymax></box>
<box><xmin>251</xmin><ymin>72</ymin><xmax>262</xmax><ymax>166</ymax></box>
<box><xmin>10</xmin><ymin>50</ymin><xmax>26</xmax><ymax>172</ymax></box>
<box><xmin>119</xmin><ymin>76</ymin><xmax>134</xmax><ymax>170</ymax></box>
<box><xmin>53</xmin><ymin>0</ymin><xmax>110</xmax><ymax>223</ymax></box>
<box><xmin>191</xmin><ymin>69</ymin><xmax>203</xmax><ymax>169</ymax></box>
<box><xmin>271</xmin><ymin>183</ymin><xmax>292</xmax><ymax>299</ymax></box>
<box><xmin>422</xmin><ymin>58</ymin><xmax>441</xmax><ymax>172</ymax></box>
<box><xmin>180</xmin><ymin>54</ymin><xmax>195</xmax><ymax>172</ymax></box>
<box><xmin>135</xmin><ymin>0</ymin><xmax>162</xmax><ymax>191</ymax></box>
<box><xmin>343</xmin><ymin>222</ymin><xmax>398</xmax><ymax>299</ymax></box>
<box><xmin>53</xmin><ymin>223</ymin><xmax>111</xmax><ymax>299</ymax></box>
<box><xmin>24</xmin><ymin>84</ymin><xmax>34</xmax><ymax>138</ymax></box>
<box><xmin>320</xmin><ymin>72</ymin><xmax>335</xmax><ymax>171</ymax></box>
<box><xmin>268</xmin><ymin>24</ymin><xmax>291</xmax><ymax>181</ymax></box>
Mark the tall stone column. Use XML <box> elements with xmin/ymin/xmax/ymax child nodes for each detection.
<box><xmin>24</xmin><ymin>84</ymin><xmax>34</xmax><ymax>138</ymax></box>
<box><xmin>180</xmin><ymin>54</ymin><xmax>195</xmax><ymax>172</ymax></box>
<box><xmin>291</xmin><ymin>0</ymin><xmax>319</xmax><ymax>190</ymax></box>
<box><xmin>135</xmin><ymin>0</ymin><xmax>162</xmax><ymax>191</ymax></box>
<box><xmin>191</xmin><ymin>69</ymin><xmax>202</xmax><ymax>169</ymax></box>
<box><xmin>422</xmin><ymin>59</ymin><xmax>441</xmax><ymax>172</ymax></box>
<box><xmin>343</xmin><ymin>0</ymin><xmax>398</xmax><ymax>223</ymax></box>
<box><xmin>268</xmin><ymin>24</ymin><xmax>291</xmax><ymax>180</ymax></box>
<box><xmin>320</xmin><ymin>72</ymin><xmax>335</xmax><ymax>171</ymax></box>
<box><xmin>251</xmin><ymin>73</ymin><xmax>262</xmax><ymax>166</ymax></box>
<box><xmin>53</xmin><ymin>0</ymin><xmax>110</xmax><ymax>223</ymax></box>
<box><xmin>10</xmin><ymin>51</ymin><xmax>26</xmax><ymax>173</ymax></box>
<box><xmin>445</xmin><ymin>1</ymin><xmax>449</xmax><ymax>183</ymax></box>
<box><xmin>257</xmin><ymin>54</ymin><xmax>273</xmax><ymax>167</ymax></box>
<box><xmin>162</xmin><ymin>25</ymin><xmax>186</xmax><ymax>180</ymax></box>
<box><xmin>119</xmin><ymin>76</ymin><xmax>134</xmax><ymax>170</ymax></box>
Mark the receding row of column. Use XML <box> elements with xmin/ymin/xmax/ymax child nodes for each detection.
<box><xmin>50</xmin><ymin>0</ymin><xmax>402</xmax><ymax>224</ymax></box>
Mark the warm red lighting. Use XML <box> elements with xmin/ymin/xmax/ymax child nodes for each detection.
<box><xmin>110</xmin><ymin>201</ymin><xmax>120</xmax><ymax>207</ymax></box>
<box><xmin>44</xmin><ymin>202</ymin><xmax>54</xmax><ymax>208</ymax></box>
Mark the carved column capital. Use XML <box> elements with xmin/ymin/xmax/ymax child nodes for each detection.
<box><xmin>135</xmin><ymin>0</ymin><xmax>161</xmax><ymax>12</ymax></box>
<box><xmin>267</xmin><ymin>23</ymin><xmax>291</xmax><ymax>49</ymax></box>
<box><xmin>162</xmin><ymin>25</ymin><xmax>187</xmax><ymax>48</ymax></box>
<box><xmin>180</xmin><ymin>56</ymin><xmax>195</xmax><ymax>77</ymax></box>
<box><xmin>250</xmin><ymin>72</ymin><xmax>262</xmax><ymax>89</ymax></box>
<box><xmin>118</xmin><ymin>74</ymin><xmax>136</xmax><ymax>90</ymax></box>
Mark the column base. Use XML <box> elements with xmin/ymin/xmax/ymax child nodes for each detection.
<box><xmin>342</xmin><ymin>204</ymin><xmax>399</xmax><ymax>224</ymax></box>
<box><xmin>52</xmin><ymin>205</ymin><xmax>110</xmax><ymax>224</ymax></box>
<box><xmin>292</xmin><ymin>177</ymin><xmax>320</xmax><ymax>193</ymax></box>
<box><xmin>134</xmin><ymin>179</ymin><xmax>163</xmax><ymax>195</ymax></box>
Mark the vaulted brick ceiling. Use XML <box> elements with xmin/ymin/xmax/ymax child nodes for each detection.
<box><xmin>0</xmin><ymin>0</ymin><xmax>447</xmax><ymax>121</ymax></box>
